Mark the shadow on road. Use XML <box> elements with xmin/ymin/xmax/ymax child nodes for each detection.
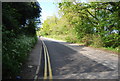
<box><xmin>43</xmin><ymin>39</ymin><xmax>114</xmax><ymax>78</ymax></box>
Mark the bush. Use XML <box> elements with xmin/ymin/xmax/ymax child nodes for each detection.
<box><xmin>102</xmin><ymin>33</ymin><xmax>120</xmax><ymax>48</ymax></box>
<box><xmin>82</xmin><ymin>34</ymin><xmax>104</xmax><ymax>47</ymax></box>
<box><xmin>82</xmin><ymin>34</ymin><xmax>93</xmax><ymax>46</ymax></box>
<box><xmin>92</xmin><ymin>35</ymin><xmax>104</xmax><ymax>47</ymax></box>
<box><xmin>65</xmin><ymin>36</ymin><xmax>77</xmax><ymax>43</ymax></box>
<box><xmin>2</xmin><ymin>35</ymin><xmax>37</xmax><ymax>78</ymax></box>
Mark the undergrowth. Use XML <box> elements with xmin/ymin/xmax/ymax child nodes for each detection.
<box><xmin>2</xmin><ymin>35</ymin><xmax>37</xmax><ymax>78</ymax></box>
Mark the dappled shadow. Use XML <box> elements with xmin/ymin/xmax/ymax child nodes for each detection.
<box><xmin>43</xmin><ymin>39</ymin><xmax>114</xmax><ymax>78</ymax></box>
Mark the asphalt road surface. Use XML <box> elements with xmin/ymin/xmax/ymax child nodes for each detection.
<box><xmin>39</xmin><ymin>37</ymin><xmax>118</xmax><ymax>79</ymax></box>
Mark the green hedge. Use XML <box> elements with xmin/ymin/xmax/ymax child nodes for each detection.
<box><xmin>2</xmin><ymin>35</ymin><xmax>37</xmax><ymax>78</ymax></box>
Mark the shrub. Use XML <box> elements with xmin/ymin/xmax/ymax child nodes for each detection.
<box><xmin>65</xmin><ymin>36</ymin><xmax>77</xmax><ymax>43</ymax></box>
<box><xmin>82</xmin><ymin>34</ymin><xmax>93</xmax><ymax>46</ymax></box>
<box><xmin>92</xmin><ymin>35</ymin><xmax>104</xmax><ymax>48</ymax></box>
<box><xmin>102</xmin><ymin>33</ymin><xmax>120</xmax><ymax>48</ymax></box>
<box><xmin>81</xmin><ymin>34</ymin><xmax>104</xmax><ymax>47</ymax></box>
<box><xmin>2</xmin><ymin>34</ymin><xmax>37</xmax><ymax>78</ymax></box>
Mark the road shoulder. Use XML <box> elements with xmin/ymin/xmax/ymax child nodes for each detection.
<box><xmin>19</xmin><ymin>38</ymin><xmax>42</xmax><ymax>79</ymax></box>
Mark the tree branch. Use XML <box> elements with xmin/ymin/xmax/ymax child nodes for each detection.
<box><xmin>86</xmin><ymin>9</ymin><xmax>99</xmax><ymax>21</ymax></box>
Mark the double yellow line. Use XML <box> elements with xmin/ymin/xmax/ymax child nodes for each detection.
<box><xmin>42</xmin><ymin>40</ymin><xmax>53</xmax><ymax>80</ymax></box>
<box><xmin>34</xmin><ymin>38</ymin><xmax>53</xmax><ymax>81</ymax></box>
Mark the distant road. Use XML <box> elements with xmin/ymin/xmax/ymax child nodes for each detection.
<box><xmin>39</xmin><ymin>37</ymin><xmax>118</xmax><ymax>79</ymax></box>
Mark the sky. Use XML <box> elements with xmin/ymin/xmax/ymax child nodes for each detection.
<box><xmin>37</xmin><ymin>0</ymin><xmax>119</xmax><ymax>23</ymax></box>
<box><xmin>38</xmin><ymin>1</ymin><xmax>59</xmax><ymax>23</ymax></box>
<box><xmin>37</xmin><ymin>0</ymin><xmax>88</xmax><ymax>24</ymax></box>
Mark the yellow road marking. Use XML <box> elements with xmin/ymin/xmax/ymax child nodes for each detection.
<box><xmin>43</xmin><ymin>42</ymin><xmax>48</xmax><ymax>79</ymax></box>
<box><xmin>42</xmin><ymin>39</ymin><xmax>53</xmax><ymax>80</ymax></box>
<box><xmin>45</xmin><ymin>45</ymin><xmax>53</xmax><ymax>79</ymax></box>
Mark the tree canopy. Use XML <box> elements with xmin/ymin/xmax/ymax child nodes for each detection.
<box><xmin>2</xmin><ymin>2</ymin><xmax>42</xmax><ymax>78</ymax></box>
<box><xmin>41</xmin><ymin>1</ymin><xmax>120</xmax><ymax>49</ymax></box>
<box><xmin>2</xmin><ymin>2</ymin><xmax>41</xmax><ymax>36</ymax></box>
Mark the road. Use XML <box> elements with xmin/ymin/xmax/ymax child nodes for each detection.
<box><xmin>19</xmin><ymin>37</ymin><xmax>118</xmax><ymax>79</ymax></box>
<box><xmin>38</xmin><ymin>37</ymin><xmax>118</xmax><ymax>79</ymax></box>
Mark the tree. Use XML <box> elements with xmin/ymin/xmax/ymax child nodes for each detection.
<box><xmin>2</xmin><ymin>2</ymin><xmax>42</xmax><ymax>78</ymax></box>
<box><xmin>41</xmin><ymin>1</ymin><xmax>120</xmax><ymax>48</ymax></box>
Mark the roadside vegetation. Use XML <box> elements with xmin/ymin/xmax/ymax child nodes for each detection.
<box><xmin>39</xmin><ymin>2</ymin><xmax>120</xmax><ymax>53</ymax></box>
<box><xmin>2</xmin><ymin>2</ymin><xmax>41</xmax><ymax>78</ymax></box>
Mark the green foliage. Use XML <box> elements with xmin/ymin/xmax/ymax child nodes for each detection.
<box><xmin>102</xmin><ymin>33</ymin><xmax>120</xmax><ymax>48</ymax></box>
<box><xmin>81</xmin><ymin>34</ymin><xmax>93</xmax><ymax>46</ymax></box>
<box><xmin>65</xmin><ymin>35</ymin><xmax>78</xmax><ymax>43</ymax></box>
<box><xmin>41</xmin><ymin>1</ymin><xmax>120</xmax><ymax>52</ymax></box>
<box><xmin>2</xmin><ymin>2</ymin><xmax>41</xmax><ymax>36</ymax></box>
<box><xmin>3</xmin><ymin>35</ymin><xmax>37</xmax><ymax>78</ymax></box>
<box><xmin>2</xmin><ymin>2</ymin><xmax>41</xmax><ymax>78</ymax></box>
<box><xmin>91</xmin><ymin>35</ymin><xmax>104</xmax><ymax>47</ymax></box>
